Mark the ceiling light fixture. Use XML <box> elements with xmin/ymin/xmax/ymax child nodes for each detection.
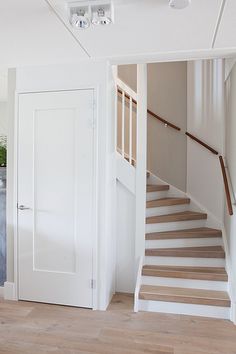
<box><xmin>70</xmin><ymin>9</ymin><xmax>90</xmax><ymax>29</ymax></box>
<box><xmin>68</xmin><ymin>1</ymin><xmax>113</xmax><ymax>30</ymax></box>
<box><xmin>169</xmin><ymin>0</ymin><xmax>191</xmax><ymax>9</ymax></box>
<box><xmin>92</xmin><ymin>7</ymin><xmax>112</xmax><ymax>25</ymax></box>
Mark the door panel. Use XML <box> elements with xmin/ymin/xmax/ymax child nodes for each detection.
<box><xmin>18</xmin><ymin>90</ymin><xmax>94</xmax><ymax>308</ymax></box>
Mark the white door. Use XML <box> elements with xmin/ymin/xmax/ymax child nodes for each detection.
<box><xmin>18</xmin><ymin>90</ymin><xmax>95</xmax><ymax>308</ymax></box>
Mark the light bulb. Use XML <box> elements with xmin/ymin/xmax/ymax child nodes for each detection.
<box><xmin>71</xmin><ymin>11</ymin><xmax>90</xmax><ymax>29</ymax></box>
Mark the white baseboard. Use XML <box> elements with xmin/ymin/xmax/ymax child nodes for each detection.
<box><xmin>231</xmin><ymin>302</ymin><xmax>236</xmax><ymax>325</ymax></box>
<box><xmin>4</xmin><ymin>282</ymin><xmax>17</xmax><ymax>300</ymax></box>
<box><xmin>0</xmin><ymin>286</ymin><xmax>4</xmax><ymax>297</ymax></box>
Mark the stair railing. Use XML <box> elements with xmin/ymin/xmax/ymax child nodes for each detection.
<box><xmin>115</xmin><ymin>73</ymin><xmax>234</xmax><ymax>217</ymax></box>
<box><xmin>115</xmin><ymin>65</ymin><xmax>148</xmax><ymax>264</ymax></box>
<box><xmin>116</xmin><ymin>77</ymin><xmax>138</xmax><ymax>166</ymax></box>
<box><xmin>186</xmin><ymin>132</ymin><xmax>234</xmax><ymax>216</ymax></box>
<box><xmin>115</xmin><ymin>77</ymin><xmax>181</xmax><ymax>167</ymax></box>
<box><xmin>219</xmin><ymin>156</ymin><xmax>235</xmax><ymax>216</ymax></box>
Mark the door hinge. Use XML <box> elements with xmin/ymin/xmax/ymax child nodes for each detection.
<box><xmin>91</xmin><ymin>279</ymin><xmax>96</xmax><ymax>289</ymax></box>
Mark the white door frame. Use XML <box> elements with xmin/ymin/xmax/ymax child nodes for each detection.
<box><xmin>13</xmin><ymin>87</ymin><xmax>98</xmax><ymax>309</ymax></box>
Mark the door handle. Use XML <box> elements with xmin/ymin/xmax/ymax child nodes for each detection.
<box><xmin>17</xmin><ymin>205</ymin><xmax>31</xmax><ymax>210</ymax></box>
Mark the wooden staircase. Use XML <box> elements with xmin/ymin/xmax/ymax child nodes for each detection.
<box><xmin>137</xmin><ymin>182</ymin><xmax>231</xmax><ymax>319</ymax></box>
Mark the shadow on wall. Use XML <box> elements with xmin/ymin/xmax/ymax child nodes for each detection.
<box><xmin>0</xmin><ymin>166</ymin><xmax>6</xmax><ymax>286</ymax></box>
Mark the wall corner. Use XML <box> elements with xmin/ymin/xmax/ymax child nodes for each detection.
<box><xmin>4</xmin><ymin>281</ymin><xmax>17</xmax><ymax>300</ymax></box>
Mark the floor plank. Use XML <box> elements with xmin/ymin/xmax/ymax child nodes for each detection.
<box><xmin>0</xmin><ymin>294</ymin><xmax>235</xmax><ymax>353</ymax></box>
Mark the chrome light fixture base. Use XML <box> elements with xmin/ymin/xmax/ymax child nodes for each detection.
<box><xmin>92</xmin><ymin>8</ymin><xmax>112</xmax><ymax>26</ymax></box>
<box><xmin>68</xmin><ymin>1</ymin><xmax>114</xmax><ymax>29</ymax></box>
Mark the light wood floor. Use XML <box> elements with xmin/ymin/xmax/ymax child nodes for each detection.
<box><xmin>0</xmin><ymin>293</ymin><xmax>236</xmax><ymax>354</ymax></box>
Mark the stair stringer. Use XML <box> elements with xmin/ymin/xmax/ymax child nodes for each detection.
<box><xmin>148</xmin><ymin>172</ymin><xmax>187</xmax><ymax>199</ymax></box>
<box><xmin>116</xmin><ymin>152</ymin><xmax>135</xmax><ymax>194</ymax></box>
<box><xmin>186</xmin><ymin>193</ymin><xmax>236</xmax><ymax>323</ymax></box>
<box><xmin>148</xmin><ymin>171</ymin><xmax>222</xmax><ymax>230</ymax></box>
<box><xmin>222</xmin><ymin>226</ymin><xmax>236</xmax><ymax>324</ymax></box>
<box><xmin>134</xmin><ymin>254</ymin><xmax>144</xmax><ymax>313</ymax></box>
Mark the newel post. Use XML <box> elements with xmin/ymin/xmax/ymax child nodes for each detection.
<box><xmin>135</xmin><ymin>64</ymin><xmax>147</xmax><ymax>263</ymax></box>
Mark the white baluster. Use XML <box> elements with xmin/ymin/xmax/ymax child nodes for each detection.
<box><xmin>129</xmin><ymin>96</ymin><xmax>133</xmax><ymax>165</ymax></box>
<box><xmin>115</xmin><ymin>86</ymin><xmax>118</xmax><ymax>153</ymax></box>
<box><xmin>122</xmin><ymin>90</ymin><xmax>125</xmax><ymax>158</ymax></box>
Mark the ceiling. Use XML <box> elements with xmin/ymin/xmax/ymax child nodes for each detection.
<box><xmin>0</xmin><ymin>0</ymin><xmax>235</xmax><ymax>68</ymax></box>
<box><xmin>0</xmin><ymin>0</ymin><xmax>88</xmax><ymax>69</ymax></box>
<box><xmin>50</xmin><ymin>0</ymin><xmax>236</xmax><ymax>58</ymax></box>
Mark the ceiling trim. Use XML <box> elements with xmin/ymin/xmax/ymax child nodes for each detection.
<box><xmin>108</xmin><ymin>47</ymin><xmax>236</xmax><ymax>65</ymax></box>
<box><xmin>44</xmin><ymin>0</ymin><xmax>91</xmax><ymax>58</ymax></box>
<box><xmin>211</xmin><ymin>0</ymin><xmax>226</xmax><ymax>48</ymax></box>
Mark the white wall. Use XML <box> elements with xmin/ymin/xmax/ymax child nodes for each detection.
<box><xmin>0</xmin><ymin>102</ymin><xmax>7</xmax><ymax>136</ymax></box>
<box><xmin>118</xmin><ymin>62</ymin><xmax>187</xmax><ymax>192</ymax></box>
<box><xmin>187</xmin><ymin>60</ymin><xmax>225</xmax><ymax>221</ymax></box>
<box><xmin>6</xmin><ymin>61</ymin><xmax>116</xmax><ymax>310</ymax></box>
<box><xmin>6</xmin><ymin>69</ymin><xmax>16</xmax><ymax>284</ymax></box>
<box><xmin>225</xmin><ymin>62</ymin><xmax>236</xmax><ymax>306</ymax></box>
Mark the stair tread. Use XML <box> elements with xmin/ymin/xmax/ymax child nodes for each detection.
<box><xmin>146</xmin><ymin>211</ymin><xmax>207</xmax><ymax>224</ymax></box>
<box><xmin>145</xmin><ymin>246</ymin><xmax>225</xmax><ymax>258</ymax></box>
<box><xmin>146</xmin><ymin>184</ymin><xmax>169</xmax><ymax>192</ymax></box>
<box><xmin>146</xmin><ymin>197</ymin><xmax>190</xmax><ymax>208</ymax></box>
<box><xmin>142</xmin><ymin>265</ymin><xmax>228</xmax><ymax>281</ymax></box>
<box><xmin>139</xmin><ymin>285</ymin><xmax>231</xmax><ymax>307</ymax></box>
<box><xmin>146</xmin><ymin>227</ymin><xmax>222</xmax><ymax>240</ymax></box>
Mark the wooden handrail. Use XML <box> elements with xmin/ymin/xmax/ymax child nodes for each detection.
<box><xmin>117</xmin><ymin>88</ymin><xmax>181</xmax><ymax>132</ymax></box>
<box><xmin>147</xmin><ymin>109</ymin><xmax>181</xmax><ymax>131</ymax></box>
<box><xmin>185</xmin><ymin>132</ymin><xmax>219</xmax><ymax>155</ymax></box>
<box><xmin>219</xmin><ymin>156</ymin><xmax>233</xmax><ymax>216</ymax></box>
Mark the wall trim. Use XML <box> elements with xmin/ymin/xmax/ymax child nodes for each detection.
<box><xmin>0</xmin><ymin>286</ymin><xmax>4</xmax><ymax>297</ymax></box>
<box><xmin>4</xmin><ymin>282</ymin><xmax>17</xmax><ymax>300</ymax></box>
<box><xmin>109</xmin><ymin>48</ymin><xmax>236</xmax><ymax>66</ymax></box>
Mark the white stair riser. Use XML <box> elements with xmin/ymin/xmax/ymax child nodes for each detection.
<box><xmin>146</xmin><ymin>190</ymin><xmax>187</xmax><ymax>201</ymax></box>
<box><xmin>145</xmin><ymin>237</ymin><xmax>223</xmax><ymax>249</ymax></box>
<box><xmin>146</xmin><ymin>191</ymin><xmax>168</xmax><ymax>201</ymax></box>
<box><xmin>146</xmin><ymin>204</ymin><xmax>189</xmax><ymax>217</ymax></box>
<box><xmin>138</xmin><ymin>300</ymin><xmax>230</xmax><ymax>319</ymax></box>
<box><xmin>146</xmin><ymin>219</ymin><xmax>207</xmax><ymax>233</ymax></box>
<box><xmin>141</xmin><ymin>276</ymin><xmax>228</xmax><ymax>291</ymax></box>
<box><xmin>145</xmin><ymin>256</ymin><xmax>225</xmax><ymax>268</ymax></box>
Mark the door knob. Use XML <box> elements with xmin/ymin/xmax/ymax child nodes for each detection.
<box><xmin>17</xmin><ymin>205</ymin><xmax>31</xmax><ymax>210</ymax></box>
